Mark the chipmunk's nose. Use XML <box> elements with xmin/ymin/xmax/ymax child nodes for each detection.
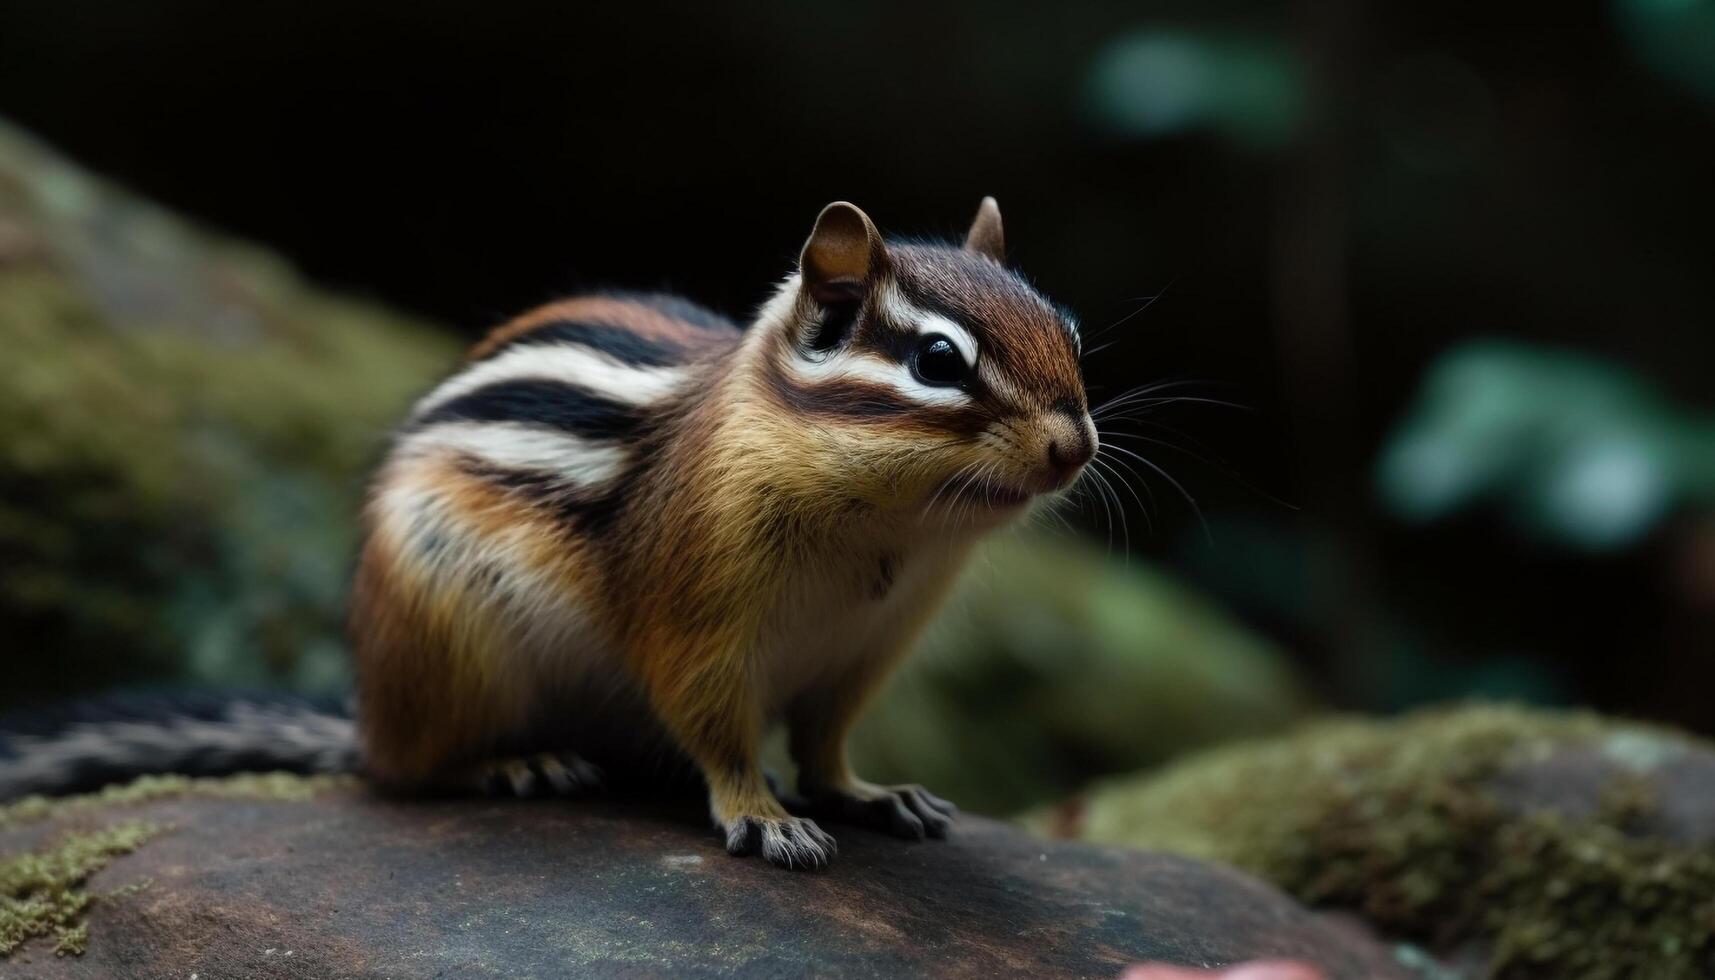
<box><xmin>1045</xmin><ymin>426</ymin><xmax>1096</xmax><ymax>488</ymax></box>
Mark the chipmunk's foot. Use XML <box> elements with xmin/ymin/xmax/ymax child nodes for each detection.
<box><xmin>806</xmin><ymin>781</ymin><xmax>956</xmax><ymax>840</ymax></box>
<box><xmin>722</xmin><ymin>813</ymin><xmax>837</xmax><ymax>870</ymax></box>
<box><xmin>477</xmin><ymin>751</ymin><xmax>605</xmax><ymax>798</ymax></box>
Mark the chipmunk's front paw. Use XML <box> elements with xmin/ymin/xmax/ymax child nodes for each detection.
<box><xmin>807</xmin><ymin>782</ymin><xmax>957</xmax><ymax>840</ymax></box>
<box><xmin>722</xmin><ymin>813</ymin><xmax>838</xmax><ymax>870</ymax></box>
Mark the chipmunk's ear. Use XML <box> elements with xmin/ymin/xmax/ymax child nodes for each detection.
<box><xmin>963</xmin><ymin>196</ymin><xmax>1005</xmax><ymax>262</ymax></box>
<box><xmin>800</xmin><ymin>201</ymin><xmax>885</xmax><ymax>305</ymax></box>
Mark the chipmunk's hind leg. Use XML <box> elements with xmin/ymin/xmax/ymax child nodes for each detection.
<box><xmin>471</xmin><ymin>751</ymin><xmax>606</xmax><ymax>798</ymax></box>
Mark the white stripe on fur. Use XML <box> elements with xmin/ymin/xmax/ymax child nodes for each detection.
<box><xmin>412</xmin><ymin>344</ymin><xmax>688</xmax><ymax>420</ymax></box>
<box><xmin>397</xmin><ymin>421</ymin><xmax>629</xmax><ymax>486</ymax></box>
<box><xmin>787</xmin><ymin>352</ymin><xmax>972</xmax><ymax>407</ymax></box>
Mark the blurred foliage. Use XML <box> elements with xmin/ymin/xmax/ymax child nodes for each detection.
<box><xmin>1378</xmin><ymin>340</ymin><xmax>1715</xmax><ymax>550</ymax></box>
<box><xmin>1614</xmin><ymin>0</ymin><xmax>1715</xmax><ymax>104</ymax></box>
<box><xmin>1084</xmin><ymin>31</ymin><xmax>1305</xmax><ymax>148</ymax></box>
<box><xmin>0</xmin><ymin>120</ymin><xmax>459</xmax><ymax>704</ymax></box>
<box><xmin>1374</xmin><ymin>53</ymin><xmax>1499</xmax><ymax>176</ymax></box>
<box><xmin>841</xmin><ymin>534</ymin><xmax>1311</xmax><ymax>815</ymax></box>
<box><xmin>1042</xmin><ymin>704</ymin><xmax>1715</xmax><ymax>979</ymax></box>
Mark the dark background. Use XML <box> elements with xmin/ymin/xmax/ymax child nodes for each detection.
<box><xmin>3</xmin><ymin>0</ymin><xmax>1712</xmax><ymax>726</ymax></box>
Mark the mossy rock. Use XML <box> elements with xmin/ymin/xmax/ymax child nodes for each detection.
<box><xmin>1037</xmin><ymin>704</ymin><xmax>1715</xmax><ymax>979</ymax></box>
<box><xmin>0</xmin><ymin>774</ymin><xmax>1416</xmax><ymax>978</ymax></box>
<box><xmin>0</xmin><ymin>773</ymin><xmax>354</xmax><ymax>959</ymax></box>
<box><xmin>0</xmin><ymin>120</ymin><xmax>458</xmax><ymax>705</ymax></box>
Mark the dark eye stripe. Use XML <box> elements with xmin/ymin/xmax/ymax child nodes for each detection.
<box><xmin>867</xmin><ymin>323</ymin><xmax>919</xmax><ymax>364</ymax></box>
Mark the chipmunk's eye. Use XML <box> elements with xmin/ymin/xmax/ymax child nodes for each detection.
<box><xmin>911</xmin><ymin>334</ymin><xmax>969</xmax><ymax>387</ymax></box>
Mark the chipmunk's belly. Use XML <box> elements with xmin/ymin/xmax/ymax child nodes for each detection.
<box><xmin>758</xmin><ymin>542</ymin><xmax>969</xmax><ymax>714</ymax></box>
<box><xmin>478</xmin><ymin>566</ymin><xmax>664</xmax><ymax>758</ymax></box>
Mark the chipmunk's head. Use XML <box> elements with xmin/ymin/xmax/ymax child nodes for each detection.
<box><xmin>756</xmin><ymin>198</ymin><xmax>1095</xmax><ymax>529</ymax></box>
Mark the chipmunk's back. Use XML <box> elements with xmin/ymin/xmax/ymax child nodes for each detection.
<box><xmin>353</xmin><ymin>293</ymin><xmax>740</xmax><ymax>786</ymax></box>
<box><xmin>469</xmin><ymin>293</ymin><xmax>743</xmax><ymax>362</ymax></box>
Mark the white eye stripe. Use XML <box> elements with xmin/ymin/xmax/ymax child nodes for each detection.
<box><xmin>880</xmin><ymin>285</ymin><xmax>979</xmax><ymax>369</ymax></box>
<box><xmin>786</xmin><ymin>351</ymin><xmax>972</xmax><ymax>407</ymax></box>
<box><xmin>915</xmin><ymin>313</ymin><xmax>978</xmax><ymax>368</ymax></box>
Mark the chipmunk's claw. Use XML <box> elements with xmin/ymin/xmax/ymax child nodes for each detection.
<box><xmin>809</xmin><ymin>783</ymin><xmax>957</xmax><ymax>840</ymax></box>
<box><xmin>723</xmin><ymin>814</ymin><xmax>837</xmax><ymax>870</ymax></box>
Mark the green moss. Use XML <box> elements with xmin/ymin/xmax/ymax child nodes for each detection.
<box><xmin>0</xmin><ymin>264</ymin><xmax>454</xmax><ymax>700</ymax></box>
<box><xmin>0</xmin><ymin>771</ymin><xmax>356</xmax><ymax>831</ymax></box>
<box><xmin>0</xmin><ymin>772</ymin><xmax>350</xmax><ymax>957</ymax></box>
<box><xmin>1052</xmin><ymin>705</ymin><xmax>1715</xmax><ymax>978</ymax></box>
<box><xmin>0</xmin><ymin>821</ymin><xmax>161</xmax><ymax>958</ymax></box>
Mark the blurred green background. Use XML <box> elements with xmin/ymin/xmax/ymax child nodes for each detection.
<box><xmin>1</xmin><ymin>0</ymin><xmax>1713</xmax><ymax>813</ymax></box>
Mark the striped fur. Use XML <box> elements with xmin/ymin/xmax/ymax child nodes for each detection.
<box><xmin>350</xmin><ymin>200</ymin><xmax>1096</xmax><ymax>868</ymax></box>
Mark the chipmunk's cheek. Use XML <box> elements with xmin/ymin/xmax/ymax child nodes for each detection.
<box><xmin>921</xmin><ymin>450</ymin><xmax>1038</xmax><ymax>520</ymax></box>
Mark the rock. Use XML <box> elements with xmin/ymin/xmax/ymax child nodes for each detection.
<box><xmin>0</xmin><ymin>778</ymin><xmax>1412</xmax><ymax>979</ymax></box>
<box><xmin>1041</xmin><ymin>704</ymin><xmax>1715</xmax><ymax>979</ymax></box>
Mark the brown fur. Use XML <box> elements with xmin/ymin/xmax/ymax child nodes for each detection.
<box><xmin>353</xmin><ymin>455</ymin><xmax>603</xmax><ymax>786</ymax></box>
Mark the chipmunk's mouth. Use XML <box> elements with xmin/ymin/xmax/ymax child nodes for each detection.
<box><xmin>932</xmin><ymin>476</ymin><xmax>1035</xmax><ymax>512</ymax></box>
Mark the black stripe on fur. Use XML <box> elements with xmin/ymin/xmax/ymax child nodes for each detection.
<box><xmin>480</xmin><ymin>319</ymin><xmax>685</xmax><ymax>367</ymax></box>
<box><xmin>416</xmin><ymin>379</ymin><xmax>643</xmax><ymax>441</ymax></box>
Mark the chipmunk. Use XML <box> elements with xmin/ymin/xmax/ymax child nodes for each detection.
<box><xmin>0</xmin><ymin>199</ymin><xmax>1095</xmax><ymax>870</ymax></box>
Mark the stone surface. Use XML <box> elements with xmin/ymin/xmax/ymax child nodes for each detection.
<box><xmin>0</xmin><ymin>786</ymin><xmax>1411</xmax><ymax>979</ymax></box>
